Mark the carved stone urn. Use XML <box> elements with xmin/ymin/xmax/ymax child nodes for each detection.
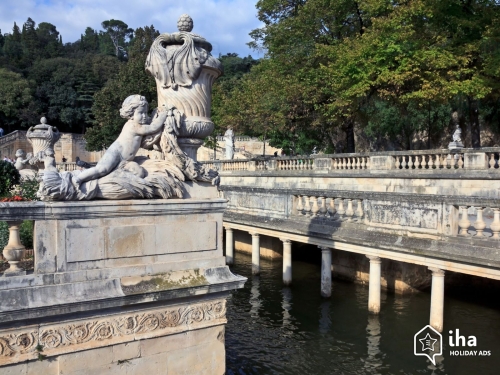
<box><xmin>145</xmin><ymin>14</ymin><xmax>223</xmax><ymax>160</ymax></box>
<box><xmin>26</xmin><ymin>117</ymin><xmax>60</xmax><ymax>159</ymax></box>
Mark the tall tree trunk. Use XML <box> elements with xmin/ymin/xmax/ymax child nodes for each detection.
<box><xmin>344</xmin><ymin>118</ymin><xmax>355</xmax><ymax>153</ymax></box>
<box><xmin>468</xmin><ymin>97</ymin><xmax>480</xmax><ymax>148</ymax></box>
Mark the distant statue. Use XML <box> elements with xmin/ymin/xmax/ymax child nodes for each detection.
<box><xmin>72</xmin><ymin>95</ymin><xmax>168</xmax><ymax>188</ymax></box>
<box><xmin>448</xmin><ymin>111</ymin><xmax>464</xmax><ymax>151</ymax></box>
<box><xmin>224</xmin><ymin>127</ymin><xmax>235</xmax><ymax>160</ymax></box>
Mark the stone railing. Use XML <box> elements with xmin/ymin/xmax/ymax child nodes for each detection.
<box><xmin>0</xmin><ymin>131</ymin><xmax>26</xmax><ymax>146</ymax></box>
<box><xmin>290</xmin><ymin>194</ymin><xmax>500</xmax><ymax>238</ymax></box>
<box><xmin>57</xmin><ymin>162</ymin><xmax>78</xmax><ymax>171</ymax></box>
<box><xmin>201</xmin><ymin>148</ymin><xmax>500</xmax><ymax>174</ymax></box>
<box><xmin>215</xmin><ymin>135</ymin><xmax>259</xmax><ymax>142</ymax></box>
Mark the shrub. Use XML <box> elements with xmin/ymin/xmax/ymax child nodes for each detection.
<box><xmin>0</xmin><ymin>161</ymin><xmax>20</xmax><ymax>197</ymax></box>
<box><xmin>18</xmin><ymin>176</ymin><xmax>40</xmax><ymax>201</ymax></box>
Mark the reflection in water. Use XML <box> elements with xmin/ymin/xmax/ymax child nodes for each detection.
<box><xmin>250</xmin><ymin>276</ymin><xmax>261</xmax><ymax>318</ymax></box>
<box><xmin>281</xmin><ymin>287</ymin><xmax>292</xmax><ymax>329</ymax></box>
<box><xmin>226</xmin><ymin>253</ymin><xmax>500</xmax><ymax>375</ymax></box>
<box><xmin>364</xmin><ymin>315</ymin><xmax>383</xmax><ymax>373</ymax></box>
<box><xmin>319</xmin><ymin>301</ymin><xmax>331</xmax><ymax>335</ymax></box>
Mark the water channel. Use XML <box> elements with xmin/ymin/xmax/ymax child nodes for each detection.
<box><xmin>225</xmin><ymin>252</ymin><xmax>500</xmax><ymax>375</ymax></box>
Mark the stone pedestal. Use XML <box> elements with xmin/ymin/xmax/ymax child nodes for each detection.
<box><xmin>319</xmin><ymin>246</ymin><xmax>332</xmax><ymax>298</ymax></box>
<box><xmin>225</xmin><ymin>227</ymin><xmax>234</xmax><ymax>265</ymax></box>
<box><xmin>251</xmin><ymin>233</ymin><xmax>260</xmax><ymax>275</ymax></box>
<box><xmin>367</xmin><ymin>256</ymin><xmax>381</xmax><ymax>314</ymax></box>
<box><xmin>429</xmin><ymin>267</ymin><xmax>445</xmax><ymax>332</ymax></box>
<box><xmin>1</xmin><ymin>221</ymin><xmax>26</xmax><ymax>276</ymax></box>
<box><xmin>282</xmin><ymin>239</ymin><xmax>292</xmax><ymax>285</ymax></box>
<box><xmin>0</xmin><ymin>193</ymin><xmax>246</xmax><ymax>373</ymax></box>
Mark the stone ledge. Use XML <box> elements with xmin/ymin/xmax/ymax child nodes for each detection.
<box><xmin>0</xmin><ymin>267</ymin><xmax>246</xmax><ymax>323</ymax></box>
<box><xmin>0</xmin><ymin>198</ymin><xmax>227</xmax><ymax>221</ymax></box>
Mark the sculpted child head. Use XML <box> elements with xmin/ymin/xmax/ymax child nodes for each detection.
<box><xmin>119</xmin><ymin>95</ymin><xmax>148</xmax><ymax>119</ymax></box>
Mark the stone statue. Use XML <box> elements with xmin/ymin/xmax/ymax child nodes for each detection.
<box><xmin>448</xmin><ymin>111</ymin><xmax>464</xmax><ymax>151</ymax></box>
<box><xmin>72</xmin><ymin>95</ymin><xmax>167</xmax><ymax>187</ymax></box>
<box><xmin>14</xmin><ymin>149</ymin><xmax>29</xmax><ymax>170</ymax></box>
<box><xmin>224</xmin><ymin>127</ymin><xmax>235</xmax><ymax>160</ymax></box>
<box><xmin>37</xmin><ymin>15</ymin><xmax>220</xmax><ymax>201</ymax></box>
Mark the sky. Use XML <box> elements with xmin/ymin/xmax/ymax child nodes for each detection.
<box><xmin>0</xmin><ymin>0</ymin><xmax>264</xmax><ymax>57</ymax></box>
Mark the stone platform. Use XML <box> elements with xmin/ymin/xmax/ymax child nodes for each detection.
<box><xmin>0</xmin><ymin>187</ymin><xmax>245</xmax><ymax>374</ymax></box>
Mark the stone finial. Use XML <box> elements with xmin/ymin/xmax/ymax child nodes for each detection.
<box><xmin>41</xmin><ymin>117</ymin><xmax>47</xmax><ymax>124</ymax></box>
<box><xmin>177</xmin><ymin>14</ymin><xmax>193</xmax><ymax>32</ymax></box>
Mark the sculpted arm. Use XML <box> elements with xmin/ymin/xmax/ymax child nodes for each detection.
<box><xmin>135</xmin><ymin>111</ymin><xmax>168</xmax><ymax>136</ymax></box>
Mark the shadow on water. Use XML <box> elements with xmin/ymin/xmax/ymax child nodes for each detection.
<box><xmin>225</xmin><ymin>252</ymin><xmax>500</xmax><ymax>375</ymax></box>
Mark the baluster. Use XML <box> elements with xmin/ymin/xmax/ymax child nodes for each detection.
<box><xmin>356</xmin><ymin>199</ymin><xmax>364</xmax><ymax>220</ymax></box>
<box><xmin>328</xmin><ymin>198</ymin><xmax>337</xmax><ymax>219</ymax></box>
<box><xmin>366</xmin><ymin>157</ymin><xmax>370</xmax><ymax>169</ymax></box>
<box><xmin>296</xmin><ymin>195</ymin><xmax>304</xmax><ymax>215</ymax></box>
<box><xmin>408</xmin><ymin>155</ymin><xmax>414</xmax><ymax>169</ymax></box>
<box><xmin>311</xmin><ymin>196</ymin><xmax>319</xmax><ymax>217</ymax></box>
<box><xmin>490</xmin><ymin>208</ymin><xmax>500</xmax><ymax>238</ymax></box>
<box><xmin>474</xmin><ymin>207</ymin><xmax>486</xmax><ymax>237</ymax></box>
<box><xmin>332</xmin><ymin>159</ymin><xmax>337</xmax><ymax>169</ymax></box>
<box><xmin>337</xmin><ymin>198</ymin><xmax>346</xmax><ymax>217</ymax></box>
<box><xmin>319</xmin><ymin>197</ymin><xmax>328</xmax><ymax>217</ymax></box>
<box><xmin>347</xmin><ymin>157</ymin><xmax>352</xmax><ymax>169</ymax></box>
<box><xmin>446</xmin><ymin>154</ymin><xmax>452</xmax><ymax>169</ymax></box>
<box><xmin>401</xmin><ymin>156</ymin><xmax>407</xmax><ymax>169</ymax></box>
<box><xmin>457</xmin><ymin>154</ymin><xmax>464</xmax><ymax>168</ymax></box>
<box><xmin>458</xmin><ymin>206</ymin><xmax>470</xmax><ymax>235</ymax></box>
<box><xmin>356</xmin><ymin>157</ymin><xmax>361</xmax><ymax>169</ymax></box>
<box><xmin>345</xmin><ymin>199</ymin><xmax>354</xmax><ymax>221</ymax></box>
<box><xmin>360</xmin><ymin>157</ymin><xmax>366</xmax><ymax>169</ymax></box>
<box><xmin>489</xmin><ymin>154</ymin><xmax>496</xmax><ymax>169</ymax></box>
<box><xmin>395</xmin><ymin>156</ymin><xmax>401</xmax><ymax>169</ymax></box>
<box><xmin>303</xmin><ymin>196</ymin><xmax>311</xmax><ymax>217</ymax></box>
<box><xmin>435</xmin><ymin>154</ymin><xmax>441</xmax><ymax>169</ymax></box>
<box><xmin>341</xmin><ymin>158</ymin><xmax>346</xmax><ymax>169</ymax></box>
<box><xmin>415</xmin><ymin>155</ymin><xmax>421</xmax><ymax>169</ymax></box>
<box><xmin>428</xmin><ymin>155</ymin><xmax>434</xmax><ymax>169</ymax></box>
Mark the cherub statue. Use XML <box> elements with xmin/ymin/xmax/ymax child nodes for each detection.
<box><xmin>14</xmin><ymin>149</ymin><xmax>30</xmax><ymax>170</ymax></box>
<box><xmin>72</xmin><ymin>95</ymin><xmax>168</xmax><ymax>187</ymax></box>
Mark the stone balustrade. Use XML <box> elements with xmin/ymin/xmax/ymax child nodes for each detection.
<box><xmin>204</xmin><ymin>147</ymin><xmax>500</xmax><ymax>174</ymax></box>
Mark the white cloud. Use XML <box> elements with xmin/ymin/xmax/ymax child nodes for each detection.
<box><xmin>0</xmin><ymin>0</ymin><xmax>264</xmax><ymax>57</ymax></box>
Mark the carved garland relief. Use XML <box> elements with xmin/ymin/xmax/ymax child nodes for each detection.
<box><xmin>0</xmin><ymin>299</ymin><xmax>226</xmax><ymax>365</ymax></box>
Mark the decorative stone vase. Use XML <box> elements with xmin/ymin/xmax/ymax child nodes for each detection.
<box><xmin>146</xmin><ymin>14</ymin><xmax>223</xmax><ymax>160</ymax></box>
<box><xmin>26</xmin><ymin>117</ymin><xmax>60</xmax><ymax>156</ymax></box>
<box><xmin>2</xmin><ymin>221</ymin><xmax>26</xmax><ymax>276</ymax></box>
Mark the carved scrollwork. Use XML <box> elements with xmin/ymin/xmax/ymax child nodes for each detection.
<box><xmin>0</xmin><ymin>300</ymin><xmax>226</xmax><ymax>364</ymax></box>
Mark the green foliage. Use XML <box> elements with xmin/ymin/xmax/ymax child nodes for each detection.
<box><xmin>17</xmin><ymin>176</ymin><xmax>40</xmax><ymax>201</ymax></box>
<box><xmin>0</xmin><ymin>221</ymin><xmax>8</xmax><ymax>251</ymax></box>
<box><xmin>0</xmin><ymin>68</ymin><xmax>33</xmax><ymax>127</ymax></box>
<box><xmin>85</xmin><ymin>26</ymin><xmax>159</xmax><ymax>150</ymax></box>
<box><xmin>217</xmin><ymin>0</ymin><xmax>500</xmax><ymax>151</ymax></box>
<box><xmin>0</xmin><ymin>161</ymin><xmax>20</xmax><ymax>197</ymax></box>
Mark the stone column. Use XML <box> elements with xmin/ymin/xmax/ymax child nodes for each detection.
<box><xmin>367</xmin><ymin>256</ymin><xmax>382</xmax><ymax>314</ymax></box>
<box><xmin>225</xmin><ymin>227</ymin><xmax>234</xmax><ymax>265</ymax></box>
<box><xmin>250</xmin><ymin>233</ymin><xmax>260</xmax><ymax>275</ymax></box>
<box><xmin>429</xmin><ymin>268</ymin><xmax>445</xmax><ymax>332</ymax></box>
<box><xmin>281</xmin><ymin>239</ymin><xmax>292</xmax><ymax>286</ymax></box>
<box><xmin>319</xmin><ymin>246</ymin><xmax>332</xmax><ymax>298</ymax></box>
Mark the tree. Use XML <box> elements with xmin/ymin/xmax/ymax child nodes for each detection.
<box><xmin>0</xmin><ymin>68</ymin><xmax>32</xmax><ymax>131</ymax></box>
<box><xmin>86</xmin><ymin>26</ymin><xmax>159</xmax><ymax>150</ymax></box>
<box><xmin>101</xmin><ymin>19</ymin><xmax>133</xmax><ymax>58</ymax></box>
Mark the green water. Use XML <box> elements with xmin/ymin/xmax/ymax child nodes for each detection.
<box><xmin>225</xmin><ymin>253</ymin><xmax>500</xmax><ymax>375</ymax></box>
